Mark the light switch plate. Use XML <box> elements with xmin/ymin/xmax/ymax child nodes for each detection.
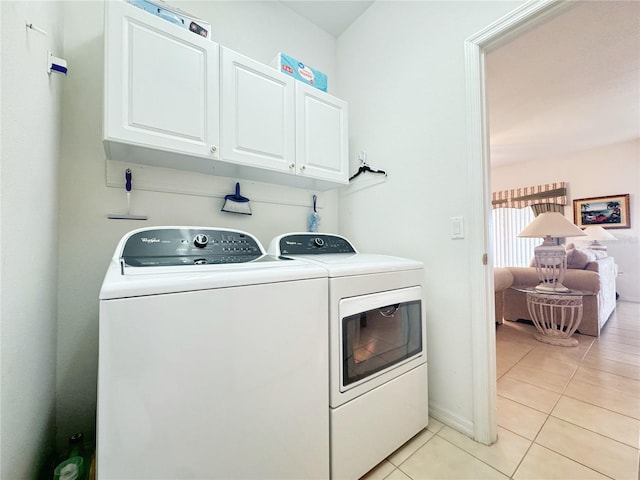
<box><xmin>451</xmin><ymin>216</ymin><xmax>464</xmax><ymax>239</ymax></box>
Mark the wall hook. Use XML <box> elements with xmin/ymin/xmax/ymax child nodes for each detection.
<box><xmin>48</xmin><ymin>51</ymin><xmax>68</xmax><ymax>75</ymax></box>
<box><xmin>26</xmin><ymin>22</ymin><xmax>47</xmax><ymax>35</ymax></box>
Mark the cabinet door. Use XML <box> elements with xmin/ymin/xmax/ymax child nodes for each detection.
<box><xmin>221</xmin><ymin>47</ymin><xmax>295</xmax><ymax>173</ymax></box>
<box><xmin>295</xmin><ymin>83</ymin><xmax>349</xmax><ymax>184</ymax></box>
<box><xmin>104</xmin><ymin>1</ymin><xmax>219</xmax><ymax>159</ymax></box>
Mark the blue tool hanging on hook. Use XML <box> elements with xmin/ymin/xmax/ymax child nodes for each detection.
<box><xmin>307</xmin><ymin>195</ymin><xmax>321</xmax><ymax>232</ymax></box>
<box><xmin>107</xmin><ymin>168</ymin><xmax>148</xmax><ymax>220</ymax></box>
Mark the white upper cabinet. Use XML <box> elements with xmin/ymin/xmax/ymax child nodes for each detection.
<box><xmin>103</xmin><ymin>2</ymin><xmax>349</xmax><ymax>189</ymax></box>
<box><xmin>104</xmin><ymin>1</ymin><xmax>220</xmax><ymax>167</ymax></box>
<box><xmin>295</xmin><ymin>82</ymin><xmax>348</xmax><ymax>184</ymax></box>
<box><xmin>220</xmin><ymin>47</ymin><xmax>295</xmax><ymax>173</ymax></box>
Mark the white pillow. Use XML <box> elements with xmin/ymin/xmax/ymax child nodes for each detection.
<box><xmin>528</xmin><ymin>244</ymin><xmax>605</xmax><ymax>269</ymax></box>
<box><xmin>566</xmin><ymin>247</ymin><xmax>597</xmax><ymax>269</ymax></box>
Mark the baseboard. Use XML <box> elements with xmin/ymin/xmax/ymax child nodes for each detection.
<box><xmin>428</xmin><ymin>401</ymin><xmax>474</xmax><ymax>438</ymax></box>
<box><xmin>618</xmin><ymin>296</ymin><xmax>640</xmax><ymax>303</ymax></box>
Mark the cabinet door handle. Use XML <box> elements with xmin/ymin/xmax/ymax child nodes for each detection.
<box><xmin>300</xmin><ymin>165</ymin><xmax>306</xmax><ymax>172</ymax></box>
<box><xmin>210</xmin><ymin>145</ymin><xmax>217</xmax><ymax>153</ymax></box>
<box><xmin>289</xmin><ymin>163</ymin><xmax>295</xmax><ymax>169</ymax></box>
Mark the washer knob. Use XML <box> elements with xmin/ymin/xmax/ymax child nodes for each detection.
<box><xmin>194</xmin><ymin>234</ymin><xmax>209</xmax><ymax>248</ymax></box>
<box><xmin>313</xmin><ymin>237</ymin><xmax>325</xmax><ymax>248</ymax></box>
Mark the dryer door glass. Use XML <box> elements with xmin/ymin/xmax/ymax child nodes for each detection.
<box><xmin>341</xmin><ymin>298</ymin><xmax>422</xmax><ymax>387</ymax></box>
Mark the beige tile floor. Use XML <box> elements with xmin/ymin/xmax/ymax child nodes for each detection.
<box><xmin>362</xmin><ymin>301</ymin><xmax>640</xmax><ymax>480</ymax></box>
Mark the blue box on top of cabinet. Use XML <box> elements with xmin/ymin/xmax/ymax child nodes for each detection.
<box><xmin>274</xmin><ymin>53</ymin><xmax>328</xmax><ymax>92</ymax></box>
<box><xmin>128</xmin><ymin>0</ymin><xmax>212</xmax><ymax>39</ymax></box>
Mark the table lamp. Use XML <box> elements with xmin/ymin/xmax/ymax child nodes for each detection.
<box><xmin>581</xmin><ymin>225</ymin><xmax>616</xmax><ymax>251</ymax></box>
<box><xmin>517</xmin><ymin>212</ymin><xmax>587</xmax><ymax>292</ymax></box>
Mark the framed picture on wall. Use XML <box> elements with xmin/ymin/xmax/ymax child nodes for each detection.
<box><xmin>573</xmin><ymin>194</ymin><xmax>630</xmax><ymax>229</ymax></box>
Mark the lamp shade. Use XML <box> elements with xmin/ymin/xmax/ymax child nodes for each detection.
<box><xmin>582</xmin><ymin>226</ymin><xmax>617</xmax><ymax>241</ymax></box>
<box><xmin>517</xmin><ymin>212</ymin><xmax>587</xmax><ymax>238</ymax></box>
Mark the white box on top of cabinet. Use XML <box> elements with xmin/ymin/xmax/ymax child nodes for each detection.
<box><xmin>103</xmin><ymin>1</ymin><xmax>349</xmax><ymax>190</ymax></box>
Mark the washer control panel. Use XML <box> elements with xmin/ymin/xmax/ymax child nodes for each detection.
<box><xmin>121</xmin><ymin>228</ymin><xmax>265</xmax><ymax>267</ymax></box>
<box><xmin>277</xmin><ymin>233</ymin><xmax>356</xmax><ymax>255</ymax></box>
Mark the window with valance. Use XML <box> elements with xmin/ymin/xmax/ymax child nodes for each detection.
<box><xmin>490</xmin><ymin>182</ymin><xmax>568</xmax><ymax>267</ymax></box>
<box><xmin>492</xmin><ymin>181</ymin><xmax>567</xmax><ymax>214</ymax></box>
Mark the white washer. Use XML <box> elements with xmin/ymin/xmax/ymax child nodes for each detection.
<box><xmin>269</xmin><ymin>233</ymin><xmax>428</xmax><ymax>480</ymax></box>
<box><xmin>98</xmin><ymin>227</ymin><xmax>329</xmax><ymax>479</ymax></box>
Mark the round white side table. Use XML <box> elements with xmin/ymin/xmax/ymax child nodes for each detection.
<box><xmin>511</xmin><ymin>287</ymin><xmax>595</xmax><ymax>347</ymax></box>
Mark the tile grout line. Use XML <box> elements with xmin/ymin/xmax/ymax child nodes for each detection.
<box><xmin>506</xmin><ymin>352</ymin><xmax>585</xmax><ymax>479</ymax></box>
<box><xmin>496</xmin><ymin>325</ymin><xmax>578</xmax><ymax>477</ymax></box>
<box><xmin>380</xmin><ymin>422</ymin><xmax>445</xmax><ymax>479</ymax></box>
<box><xmin>566</xmin><ymin>328</ymin><xmax>640</xmax><ymax>418</ymax></box>
<box><xmin>376</xmin><ymin>306</ymin><xmax>638</xmax><ymax>480</ymax></box>
<box><xmin>511</xmin><ymin>335</ymin><xmax>598</xmax><ymax>478</ymax></box>
<box><xmin>506</xmin><ymin>313</ymin><xmax>638</xmax><ymax>478</ymax></box>
<box><xmin>429</xmin><ymin>429</ymin><xmax>515</xmax><ymax>479</ymax></box>
<box><xmin>498</xmin><ymin>324</ymin><xmax>627</xmax><ymax>478</ymax></box>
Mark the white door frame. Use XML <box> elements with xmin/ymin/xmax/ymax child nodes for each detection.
<box><xmin>464</xmin><ymin>0</ymin><xmax>571</xmax><ymax>445</ymax></box>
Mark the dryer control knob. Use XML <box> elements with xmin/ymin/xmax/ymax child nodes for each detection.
<box><xmin>313</xmin><ymin>237</ymin><xmax>325</xmax><ymax>248</ymax></box>
<box><xmin>194</xmin><ymin>234</ymin><xmax>209</xmax><ymax>248</ymax></box>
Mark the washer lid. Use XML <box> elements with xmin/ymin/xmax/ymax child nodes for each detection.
<box><xmin>99</xmin><ymin>256</ymin><xmax>327</xmax><ymax>300</ymax></box>
<box><xmin>100</xmin><ymin>227</ymin><xmax>328</xmax><ymax>300</ymax></box>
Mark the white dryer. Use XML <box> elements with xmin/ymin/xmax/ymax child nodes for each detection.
<box><xmin>269</xmin><ymin>233</ymin><xmax>428</xmax><ymax>480</ymax></box>
<box><xmin>98</xmin><ymin>227</ymin><xmax>329</xmax><ymax>479</ymax></box>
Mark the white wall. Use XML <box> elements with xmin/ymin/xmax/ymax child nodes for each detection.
<box><xmin>56</xmin><ymin>0</ymin><xmax>340</xmax><ymax>450</ymax></box>
<box><xmin>1</xmin><ymin>1</ymin><xmax>64</xmax><ymax>477</ymax></box>
<box><xmin>336</xmin><ymin>1</ymin><xmax>525</xmax><ymax>433</ymax></box>
<box><xmin>175</xmin><ymin>0</ymin><xmax>338</xmax><ymax>82</ymax></box>
<box><xmin>492</xmin><ymin>139</ymin><xmax>640</xmax><ymax>302</ymax></box>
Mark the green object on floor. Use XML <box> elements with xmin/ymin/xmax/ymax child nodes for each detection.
<box><xmin>53</xmin><ymin>456</ymin><xmax>83</xmax><ymax>480</ymax></box>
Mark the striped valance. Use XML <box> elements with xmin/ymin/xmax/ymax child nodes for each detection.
<box><xmin>492</xmin><ymin>182</ymin><xmax>567</xmax><ymax>209</ymax></box>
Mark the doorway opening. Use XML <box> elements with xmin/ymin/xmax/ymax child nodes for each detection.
<box><xmin>464</xmin><ymin>0</ymin><xmax>571</xmax><ymax>445</ymax></box>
